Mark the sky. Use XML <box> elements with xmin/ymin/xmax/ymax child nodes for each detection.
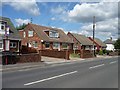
<box><xmin>0</xmin><ymin>0</ymin><xmax>119</xmax><ymax>41</ymax></box>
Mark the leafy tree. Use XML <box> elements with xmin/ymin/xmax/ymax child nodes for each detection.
<box><xmin>99</xmin><ymin>49</ymin><xmax>103</xmax><ymax>55</ymax></box>
<box><xmin>114</xmin><ymin>38</ymin><xmax>120</xmax><ymax>50</ymax></box>
<box><xmin>16</xmin><ymin>23</ymin><xmax>27</xmax><ymax>30</ymax></box>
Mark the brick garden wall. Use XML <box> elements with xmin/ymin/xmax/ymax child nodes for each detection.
<box><xmin>81</xmin><ymin>50</ymin><xmax>93</xmax><ymax>58</ymax></box>
<box><xmin>40</xmin><ymin>50</ymin><xmax>70</xmax><ymax>60</ymax></box>
<box><xmin>109</xmin><ymin>51</ymin><xmax>119</xmax><ymax>56</ymax></box>
<box><xmin>18</xmin><ymin>53</ymin><xmax>41</xmax><ymax>63</ymax></box>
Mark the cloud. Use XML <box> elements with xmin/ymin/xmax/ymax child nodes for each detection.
<box><xmin>51</xmin><ymin>17</ymin><xmax>56</xmax><ymax>21</ymax></box>
<box><xmin>50</xmin><ymin>5</ymin><xmax>68</xmax><ymax>22</ymax></box>
<box><xmin>80</xmin><ymin>0</ymin><xmax>119</xmax><ymax>2</ymax></box>
<box><xmin>2</xmin><ymin>0</ymin><xmax>40</xmax><ymax>16</ymax></box>
<box><xmin>51</xmin><ymin>5</ymin><xmax>66</xmax><ymax>14</ymax></box>
<box><xmin>68</xmin><ymin>2</ymin><xmax>118</xmax><ymax>23</ymax></box>
<box><xmin>15</xmin><ymin>18</ymin><xmax>30</xmax><ymax>26</ymax></box>
<box><xmin>64</xmin><ymin>2</ymin><xmax>118</xmax><ymax>40</ymax></box>
<box><xmin>79</xmin><ymin>18</ymin><xmax>118</xmax><ymax>40</ymax></box>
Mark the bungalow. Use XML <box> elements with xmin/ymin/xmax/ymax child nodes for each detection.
<box><xmin>67</xmin><ymin>32</ymin><xmax>93</xmax><ymax>50</ymax></box>
<box><xmin>104</xmin><ymin>37</ymin><xmax>115</xmax><ymax>51</ymax></box>
<box><xmin>19</xmin><ymin>23</ymin><xmax>73</xmax><ymax>51</ymax></box>
<box><xmin>0</xmin><ymin>17</ymin><xmax>21</xmax><ymax>53</ymax></box>
<box><xmin>88</xmin><ymin>37</ymin><xmax>106</xmax><ymax>51</ymax></box>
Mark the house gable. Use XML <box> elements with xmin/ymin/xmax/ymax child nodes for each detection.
<box><xmin>0</xmin><ymin>16</ymin><xmax>21</xmax><ymax>40</ymax></box>
<box><xmin>19</xmin><ymin>24</ymin><xmax>41</xmax><ymax>49</ymax></box>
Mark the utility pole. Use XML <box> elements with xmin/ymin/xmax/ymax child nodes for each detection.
<box><xmin>93</xmin><ymin>16</ymin><xmax>95</xmax><ymax>57</ymax></box>
<box><xmin>31</xmin><ymin>18</ymin><xmax>33</xmax><ymax>23</ymax></box>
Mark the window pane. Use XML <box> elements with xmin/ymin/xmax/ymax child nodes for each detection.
<box><xmin>62</xmin><ymin>43</ymin><xmax>68</xmax><ymax>49</ymax></box>
<box><xmin>53</xmin><ymin>42</ymin><xmax>60</xmax><ymax>49</ymax></box>
<box><xmin>49</xmin><ymin>31</ymin><xmax>59</xmax><ymax>38</ymax></box>
<box><xmin>33</xmin><ymin>41</ymin><xmax>38</xmax><ymax>47</ymax></box>
<box><xmin>10</xmin><ymin>43</ymin><xmax>12</xmax><ymax>47</ymax></box>
<box><xmin>45</xmin><ymin>42</ymin><xmax>50</xmax><ymax>48</ymax></box>
<box><xmin>0</xmin><ymin>43</ymin><xmax>3</xmax><ymax>48</ymax></box>
<box><xmin>28</xmin><ymin>31</ymin><xmax>33</xmax><ymax>37</ymax></box>
<box><xmin>10</xmin><ymin>42</ymin><xmax>16</xmax><ymax>48</ymax></box>
<box><xmin>1</xmin><ymin>26</ymin><xmax>4</xmax><ymax>30</ymax></box>
<box><xmin>13</xmin><ymin>43</ymin><xmax>16</xmax><ymax>47</ymax></box>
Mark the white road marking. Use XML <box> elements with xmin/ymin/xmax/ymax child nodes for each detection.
<box><xmin>24</xmin><ymin>71</ymin><xmax>78</xmax><ymax>86</ymax></box>
<box><xmin>110</xmin><ymin>61</ymin><xmax>117</xmax><ymax>64</ymax></box>
<box><xmin>89</xmin><ymin>64</ymin><xmax>105</xmax><ymax>69</ymax></box>
<box><xmin>18</xmin><ymin>68</ymin><xmax>35</xmax><ymax>71</ymax></box>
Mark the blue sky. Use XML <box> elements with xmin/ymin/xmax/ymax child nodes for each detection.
<box><xmin>2</xmin><ymin>2</ymin><xmax>81</xmax><ymax>32</ymax></box>
<box><xmin>1</xmin><ymin>1</ymin><xmax>118</xmax><ymax>41</ymax></box>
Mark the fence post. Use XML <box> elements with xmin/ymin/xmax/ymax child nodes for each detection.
<box><xmin>80</xmin><ymin>50</ymin><xmax>83</xmax><ymax>58</ymax></box>
<box><xmin>39</xmin><ymin>50</ymin><xmax>41</xmax><ymax>62</ymax></box>
<box><xmin>66</xmin><ymin>50</ymin><xmax>70</xmax><ymax>60</ymax></box>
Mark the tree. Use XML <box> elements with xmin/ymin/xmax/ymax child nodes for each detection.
<box><xmin>16</xmin><ymin>23</ymin><xmax>27</xmax><ymax>30</ymax></box>
<box><xmin>114</xmin><ymin>38</ymin><xmax>120</xmax><ymax>50</ymax></box>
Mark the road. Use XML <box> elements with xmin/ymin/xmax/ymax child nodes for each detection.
<box><xmin>2</xmin><ymin>57</ymin><xmax>118</xmax><ymax>88</ymax></box>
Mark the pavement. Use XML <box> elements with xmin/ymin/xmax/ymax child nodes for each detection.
<box><xmin>1</xmin><ymin>55</ymin><xmax>118</xmax><ymax>72</ymax></box>
<box><xmin>2</xmin><ymin>56</ymin><xmax>118</xmax><ymax>88</ymax></box>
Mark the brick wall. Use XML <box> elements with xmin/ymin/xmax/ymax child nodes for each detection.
<box><xmin>81</xmin><ymin>50</ymin><xmax>93</xmax><ymax>58</ymax></box>
<box><xmin>20</xmin><ymin>45</ymin><xmax>37</xmax><ymax>54</ymax></box>
<box><xmin>2</xmin><ymin>52</ymin><xmax>41</xmax><ymax>65</ymax></box>
<box><xmin>18</xmin><ymin>53</ymin><xmax>41</xmax><ymax>63</ymax></box>
<box><xmin>109</xmin><ymin>51</ymin><xmax>119</xmax><ymax>56</ymax></box>
<box><xmin>40</xmin><ymin>50</ymin><xmax>70</xmax><ymax>60</ymax></box>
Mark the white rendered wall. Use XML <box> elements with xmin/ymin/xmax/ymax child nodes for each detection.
<box><xmin>106</xmin><ymin>44</ymin><xmax>114</xmax><ymax>51</ymax></box>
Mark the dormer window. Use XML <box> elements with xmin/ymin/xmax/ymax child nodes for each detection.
<box><xmin>49</xmin><ymin>30</ymin><xmax>59</xmax><ymax>38</ymax></box>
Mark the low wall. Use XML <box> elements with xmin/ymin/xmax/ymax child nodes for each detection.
<box><xmin>40</xmin><ymin>50</ymin><xmax>69</xmax><ymax>60</ymax></box>
<box><xmin>81</xmin><ymin>50</ymin><xmax>93</xmax><ymax>58</ymax></box>
<box><xmin>109</xmin><ymin>51</ymin><xmax>119</xmax><ymax>56</ymax></box>
<box><xmin>18</xmin><ymin>53</ymin><xmax>41</xmax><ymax>63</ymax></box>
<box><xmin>2</xmin><ymin>52</ymin><xmax>41</xmax><ymax>65</ymax></box>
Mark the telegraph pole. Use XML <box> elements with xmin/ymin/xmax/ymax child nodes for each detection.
<box><xmin>93</xmin><ymin>16</ymin><xmax>95</xmax><ymax>57</ymax></box>
<box><xmin>31</xmin><ymin>18</ymin><xmax>33</xmax><ymax>23</ymax></box>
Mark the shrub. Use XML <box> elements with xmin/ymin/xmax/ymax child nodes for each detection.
<box><xmin>99</xmin><ymin>49</ymin><xmax>103</xmax><ymax>55</ymax></box>
<box><xmin>70</xmin><ymin>53</ymin><xmax>80</xmax><ymax>58</ymax></box>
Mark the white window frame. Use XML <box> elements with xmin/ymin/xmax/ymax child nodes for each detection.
<box><xmin>49</xmin><ymin>31</ymin><xmax>59</xmax><ymax>38</ymax></box>
<box><xmin>10</xmin><ymin>42</ymin><xmax>17</xmax><ymax>48</ymax></box>
<box><xmin>28</xmin><ymin>30</ymin><xmax>33</xmax><ymax>37</ymax></box>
